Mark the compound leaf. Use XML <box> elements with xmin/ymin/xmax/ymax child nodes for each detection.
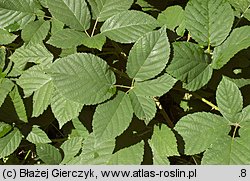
<box><xmin>47</xmin><ymin>29</ymin><xmax>88</xmax><ymax>49</ymax></box>
<box><xmin>0</xmin><ymin>127</ymin><xmax>22</xmax><ymax>159</ymax></box>
<box><xmin>0</xmin><ymin>0</ymin><xmax>41</xmax><ymax>29</ymax></box>
<box><xmin>26</xmin><ymin>126</ymin><xmax>51</xmax><ymax>144</ymax></box>
<box><xmin>48</xmin><ymin>53</ymin><xmax>116</xmax><ymax>105</ymax></box>
<box><xmin>129</xmin><ymin>90</ymin><xmax>156</xmax><ymax>124</ymax></box>
<box><xmin>185</xmin><ymin>0</ymin><xmax>234</xmax><ymax>46</ymax></box>
<box><xmin>126</xmin><ymin>28</ymin><xmax>170</xmax><ymax>81</ymax></box>
<box><xmin>132</xmin><ymin>73</ymin><xmax>177</xmax><ymax>97</ymax></box>
<box><xmin>9</xmin><ymin>85</ymin><xmax>28</xmax><ymax>123</ymax></box>
<box><xmin>216</xmin><ymin>77</ymin><xmax>243</xmax><ymax>122</ymax></box>
<box><xmin>47</xmin><ymin>0</ymin><xmax>90</xmax><ymax>31</ymax></box>
<box><xmin>88</xmin><ymin>0</ymin><xmax>133</xmax><ymax>22</ymax></box>
<box><xmin>67</xmin><ymin>133</ymin><xmax>115</xmax><ymax>164</ymax></box>
<box><xmin>21</xmin><ymin>20</ymin><xmax>50</xmax><ymax>45</ymax></box>
<box><xmin>51</xmin><ymin>90</ymin><xmax>83</xmax><ymax>129</ymax></box>
<box><xmin>36</xmin><ymin>143</ymin><xmax>62</xmax><ymax>164</ymax></box>
<box><xmin>108</xmin><ymin>141</ymin><xmax>144</xmax><ymax>165</ymax></box>
<box><xmin>93</xmin><ymin>91</ymin><xmax>133</xmax><ymax>140</ymax></box>
<box><xmin>149</xmin><ymin>125</ymin><xmax>179</xmax><ymax>165</ymax></box>
<box><xmin>100</xmin><ymin>10</ymin><xmax>159</xmax><ymax>43</ymax></box>
<box><xmin>174</xmin><ymin>112</ymin><xmax>229</xmax><ymax>155</ymax></box>
<box><xmin>212</xmin><ymin>26</ymin><xmax>250</xmax><ymax>69</ymax></box>
<box><xmin>166</xmin><ymin>42</ymin><xmax>213</xmax><ymax>91</ymax></box>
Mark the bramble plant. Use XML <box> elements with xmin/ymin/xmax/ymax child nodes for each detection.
<box><xmin>0</xmin><ymin>0</ymin><xmax>250</xmax><ymax>165</ymax></box>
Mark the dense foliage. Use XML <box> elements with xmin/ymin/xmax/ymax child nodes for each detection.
<box><xmin>0</xmin><ymin>0</ymin><xmax>250</xmax><ymax>165</ymax></box>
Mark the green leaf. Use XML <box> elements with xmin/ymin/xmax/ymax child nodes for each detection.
<box><xmin>0</xmin><ymin>46</ymin><xmax>5</xmax><ymax>70</ymax></box>
<box><xmin>36</xmin><ymin>143</ymin><xmax>62</xmax><ymax>164</ymax></box>
<box><xmin>166</xmin><ymin>42</ymin><xmax>213</xmax><ymax>91</ymax></box>
<box><xmin>21</xmin><ymin>20</ymin><xmax>50</xmax><ymax>45</ymax></box>
<box><xmin>212</xmin><ymin>26</ymin><xmax>250</xmax><ymax>69</ymax></box>
<box><xmin>108</xmin><ymin>141</ymin><xmax>144</xmax><ymax>165</ymax></box>
<box><xmin>48</xmin><ymin>53</ymin><xmax>116</xmax><ymax>105</ymax></box>
<box><xmin>0</xmin><ymin>122</ymin><xmax>12</xmax><ymax>138</ymax></box>
<box><xmin>9</xmin><ymin>43</ymin><xmax>53</xmax><ymax>76</ymax></box>
<box><xmin>67</xmin><ymin>133</ymin><xmax>115</xmax><ymax>164</ymax></box>
<box><xmin>202</xmin><ymin>136</ymin><xmax>250</xmax><ymax>164</ymax></box>
<box><xmin>47</xmin><ymin>0</ymin><xmax>90</xmax><ymax>31</ymax></box>
<box><xmin>100</xmin><ymin>10</ymin><xmax>159</xmax><ymax>43</ymax></box>
<box><xmin>132</xmin><ymin>74</ymin><xmax>177</xmax><ymax>97</ymax></box>
<box><xmin>14</xmin><ymin>43</ymin><xmax>53</xmax><ymax>65</ymax></box>
<box><xmin>0</xmin><ymin>78</ymin><xmax>14</xmax><ymax>107</ymax></box>
<box><xmin>51</xmin><ymin>90</ymin><xmax>83</xmax><ymax>129</ymax></box>
<box><xmin>32</xmin><ymin>80</ymin><xmax>53</xmax><ymax>117</ymax></box>
<box><xmin>26</xmin><ymin>125</ymin><xmax>51</xmax><ymax>144</ymax></box>
<box><xmin>129</xmin><ymin>90</ymin><xmax>156</xmax><ymax>123</ymax></box>
<box><xmin>15</xmin><ymin>65</ymin><xmax>53</xmax><ymax>117</ymax></box>
<box><xmin>0</xmin><ymin>29</ymin><xmax>17</xmax><ymax>45</ymax></box>
<box><xmin>60</xmin><ymin>137</ymin><xmax>83</xmax><ymax>164</ymax></box>
<box><xmin>225</xmin><ymin>77</ymin><xmax>250</xmax><ymax>88</ymax></box>
<box><xmin>216</xmin><ymin>77</ymin><xmax>243</xmax><ymax>122</ymax></box>
<box><xmin>126</xmin><ymin>28</ymin><xmax>170</xmax><ymax>81</ymax></box>
<box><xmin>16</xmin><ymin>66</ymin><xmax>52</xmax><ymax>97</ymax></box>
<box><xmin>0</xmin><ymin>127</ymin><xmax>22</xmax><ymax>159</ymax></box>
<box><xmin>136</xmin><ymin>0</ymin><xmax>158</xmax><ymax>11</ymax></box>
<box><xmin>149</xmin><ymin>125</ymin><xmax>179</xmax><ymax>165</ymax></box>
<box><xmin>60</xmin><ymin>47</ymin><xmax>77</xmax><ymax>58</ymax></box>
<box><xmin>157</xmin><ymin>5</ymin><xmax>184</xmax><ymax>31</ymax></box>
<box><xmin>82</xmin><ymin>34</ymin><xmax>106</xmax><ymax>50</ymax></box>
<box><xmin>240</xmin><ymin>105</ymin><xmax>250</xmax><ymax>124</ymax></box>
<box><xmin>50</xmin><ymin>18</ymin><xmax>64</xmax><ymax>35</ymax></box>
<box><xmin>93</xmin><ymin>91</ymin><xmax>133</xmax><ymax>140</ymax></box>
<box><xmin>47</xmin><ymin>29</ymin><xmax>88</xmax><ymax>49</ymax></box>
<box><xmin>88</xmin><ymin>0</ymin><xmax>133</xmax><ymax>22</ymax></box>
<box><xmin>174</xmin><ymin>112</ymin><xmax>229</xmax><ymax>155</ymax></box>
<box><xmin>185</xmin><ymin>0</ymin><xmax>234</xmax><ymax>46</ymax></box>
<box><xmin>38</xmin><ymin>0</ymin><xmax>48</xmax><ymax>8</ymax></box>
<box><xmin>9</xmin><ymin>86</ymin><xmax>28</xmax><ymax>123</ymax></box>
<box><xmin>72</xmin><ymin>118</ymin><xmax>89</xmax><ymax>138</ymax></box>
<box><xmin>228</xmin><ymin>0</ymin><xmax>250</xmax><ymax>21</ymax></box>
<box><xmin>0</xmin><ymin>0</ymin><xmax>41</xmax><ymax>29</ymax></box>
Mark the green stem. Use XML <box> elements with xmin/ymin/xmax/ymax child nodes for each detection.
<box><xmin>85</xmin><ymin>30</ymin><xmax>90</xmax><ymax>37</ymax></box>
<box><xmin>24</xmin><ymin>150</ymin><xmax>31</xmax><ymax>160</ymax></box>
<box><xmin>173</xmin><ymin>87</ymin><xmax>219</xmax><ymax>111</ymax></box>
<box><xmin>114</xmin><ymin>85</ymin><xmax>132</xmax><ymax>89</ymax></box>
<box><xmin>233</xmin><ymin>5</ymin><xmax>250</xmax><ymax>29</ymax></box>
<box><xmin>192</xmin><ymin>92</ymin><xmax>219</xmax><ymax>111</ymax></box>
<box><xmin>153</xmin><ymin>97</ymin><xmax>174</xmax><ymax>128</ymax></box>
<box><xmin>91</xmin><ymin>18</ymin><xmax>98</xmax><ymax>37</ymax></box>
